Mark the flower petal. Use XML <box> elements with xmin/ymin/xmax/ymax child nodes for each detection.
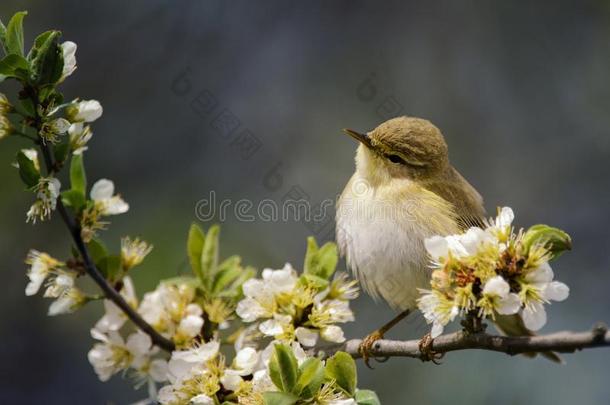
<box><xmin>522</xmin><ymin>302</ymin><xmax>547</xmax><ymax>331</ymax></box>
<box><xmin>497</xmin><ymin>293</ymin><xmax>522</xmax><ymax>315</ymax></box>
<box><xmin>90</xmin><ymin>179</ymin><xmax>115</xmax><ymax>200</ymax></box>
<box><xmin>543</xmin><ymin>281</ymin><xmax>569</xmax><ymax>302</ymax></box>
<box><xmin>295</xmin><ymin>327</ymin><xmax>319</xmax><ymax>347</ymax></box>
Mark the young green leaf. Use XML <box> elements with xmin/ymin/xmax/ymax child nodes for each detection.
<box><xmin>98</xmin><ymin>255</ymin><xmax>122</xmax><ymax>282</ymax></box>
<box><xmin>295</xmin><ymin>357</ymin><xmax>325</xmax><ymax>398</ymax></box>
<box><xmin>70</xmin><ymin>154</ymin><xmax>86</xmax><ymax>197</ymax></box>
<box><xmin>269</xmin><ymin>344</ymin><xmax>299</xmax><ymax>393</ymax></box>
<box><xmin>303</xmin><ymin>236</ymin><xmax>319</xmax><ymax>275</ymax></box>
<box><xmin>303</xmin><ymin>237</ymin><xmax>339</xmax><ymax>280</ymax></box>
<box><xmin>187</xmin><ymin>223</ymin><xmax>205</xmax><ymax>280</ymax></box>
<box><xmin>0</xmin><ymin>54</ymin><xmax>29</xmax><ymax>79</ymax></box>
<box><xmin>355</xmin><ymin>389</ymin><xmax>381</xmax><ymax>405</ymax></box>
<box><xmin>261</xmin><ymin>392</ymin><xmax>299</xmax><ymax>405</ymax></box>
<box><xmin>316</xmin><ymin>242</ymin><xmax>338</xmax><ymax>279</ymax></box>
<box><xmin>16</xmin><ymin>150</ymin><xmax>40</xmax><ymax>188</ymax></box>
<box><xmin>87</xmin><ymin>238</ymin><xmax>108</xmax><ymax>265</ymax></box>
<box><xmin>5</xmin><ymin>11</ymin><xmax>27</xmax><ymax>56</ymax></box>
<box><xmin>522</xmin><ymin>224</ymin><xmax>572</xmax><ymax>260</ymax></box>
<box><xmin>200</xmin><ymin>224</ymin><xmax>220</xmax><ymax>287</ymax></box>
<box><xmin>325</xmin><ymin>351</ymin><xmax>357</xmax><ymax>396</ymax></box>
<box><xmin>161</xmin><ymin>275</ymin><xmax>201</xmax><ymax>288</ymax></box>
<box><xmin>61</xmin><ymin>189</ymin><xmax>85</xmax><ymax>210</ymax></box>
<box><xmin>298</xmin><ymin>273</ymin><xmax>329</xmax><ymax>291</ymax></box>
<box><xmin>211</xmin><ymin>255</ymin><xmax>242</xmax><ymax>294</ymax></box>
<box><xmin>53</xmin><ymin>139</ymin><xmax>70</xmax><ymax>165</ymax></box>
<box><xmin>28</xmin><ymin>30</ymin><xmax>64</xmax><ymax>85</ymax></box>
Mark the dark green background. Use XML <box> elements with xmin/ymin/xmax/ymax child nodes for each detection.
<box><xmin>1</xmin><ymin>1</ymin><xmax>609</xmax><ymax>404</ymax></box>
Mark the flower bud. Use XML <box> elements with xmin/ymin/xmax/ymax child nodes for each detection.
<box><xmin>66</xmin><ymin>99</ymin><xmax>103</xmax><ymax>123</ymax></box>
<box><xmin>60</xmin><ymin>41</ymin><xmax>77</xmax><ymax>82</ymax></box>
<box><xmin>522</xmin><ymin>224</ymin><xmax>572</xmax><ymax>260</ymax></box>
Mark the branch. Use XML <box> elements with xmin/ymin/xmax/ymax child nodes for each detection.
<box><xmin>336</xmin><ymin>323</ymin><xmax>609</xmax><ymax>361</ymax></box>
<box><xmin>29</xmin><ymin>88</ymin><xmax>175</xmax><ymax>352</ymax></box>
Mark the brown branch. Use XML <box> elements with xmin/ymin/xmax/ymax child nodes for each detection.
<box><xmin>335</xmin><ymin>323</ymin><xmax>609</xmax><ymax>361</ymax></box>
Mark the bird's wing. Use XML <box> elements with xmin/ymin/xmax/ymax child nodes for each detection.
<box><xmin>420</xmin><ymin>166</ymin><xmax>486</xmax><ymax>231</ymax></box>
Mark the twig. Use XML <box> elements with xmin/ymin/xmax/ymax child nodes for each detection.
<box><xmin>334</xmin><ymin>323</ymin><xmax>609</xmax><ymax>361</ymax></box>
<box><xmin>29</xmin><ymin>89</ymin><xmax>175</xmax><ymax>352</ymax></box>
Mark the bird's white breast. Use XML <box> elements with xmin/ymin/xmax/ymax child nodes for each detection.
<box><xmin>336</xmin><ymin>173</ymin><xmax>460</xmax><ymax>311</ymax></box>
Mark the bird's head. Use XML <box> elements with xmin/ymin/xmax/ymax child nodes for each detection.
<box><xmin>344</xmin><ymin>116</ymin><xmax>449</xmax><ymax>184</ymax></box>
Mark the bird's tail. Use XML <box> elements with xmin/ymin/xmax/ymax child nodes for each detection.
<box><xmin>494</xmin><ymin>314</ymin><xmax>563</xmax><ymax>364</ymax></box>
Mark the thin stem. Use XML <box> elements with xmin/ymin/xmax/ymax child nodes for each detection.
<box><xmin>29</xmin><ymin>89</ymin><xmax>175</xmax><ymax>352</ymax></box>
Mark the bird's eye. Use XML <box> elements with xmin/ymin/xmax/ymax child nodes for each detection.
<box><xmin>387</xmin><ymin>154</ymin><xmax>406</xmax><ymax>164</ymax></box>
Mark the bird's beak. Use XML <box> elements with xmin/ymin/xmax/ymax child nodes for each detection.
<box><xmin>342</xmin><ymin>128</ymin><xmax>373</xmax><ymax>149</ymax></box>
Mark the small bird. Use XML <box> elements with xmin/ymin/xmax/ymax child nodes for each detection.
<box><xmin>336</xmin><ymin>116</ymin><xmax>560</xmax><ymax>365</ymax></box>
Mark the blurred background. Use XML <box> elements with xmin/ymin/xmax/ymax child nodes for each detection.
<box><xmin>1</xmin><ymin>0</ymin><xmax>610</xmax><ymax>403</ymax></box>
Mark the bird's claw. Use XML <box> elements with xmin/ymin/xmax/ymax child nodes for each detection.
<box><xmin>359</xmin><ymin>330</ymin><xmax>384</xmax><ymax>369</ymax></box>
<box><xmin>418</xmin><ymin>332</ymin><xmax>444</xmax><ymax>364</ymax></box>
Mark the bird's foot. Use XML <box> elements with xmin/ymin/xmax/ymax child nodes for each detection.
<box><xmin>418</xmin><ymin>332</ymin><xmax>444</xmax><ymax>364</ymax></box>
<box><xmin>359</xmin><ymin>330</ymin><xmax>387</xmax><ymax>369</ymax></box>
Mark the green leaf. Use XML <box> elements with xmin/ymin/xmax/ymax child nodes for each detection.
<box><xmin>303</xmin><ymin>236</ymin><xmax>319</xmax><ymax>274</ymax></box>
<box><xmin>18</xmin><ymin>96</ymin><xmax>36</xmax><ymax>117</ymax></box>
<box><xmin>4</xmin><ymin>11</ymin><xmax>27</xmax><ymax>56</ymax></box>
<box><xmin>303</xmin><ymin>237</ymin><xmax>338</xmax><ymax>280</ymax></box>
<box><xmin>295</xmin><ymin>357</ymin><xmax>325</xmax><ymax>398</ymax></box>
<box><xmin>53</xmin><ymin>139</ymin><xmax>70</xmax><ymax>165</ymax></box>
<box><xmin>355</xmin><ymin>390</ymin><xmax>381</xmax><ymax>405</ymax></box>
<box><xmin>28</xmin><ymin>30</ymin><xmax>64</xmax><ymax>85</ymax></box>
<box><xmin>161</xmin><ymin>276</ymin><xmax>201</xmax><ymax>289</ymax></box>
<box><xmin>187</xmin><ymin>223</ymin><xmax>205</xmax><ymax>280</ymax></box>
<box><xmin>16</xmin><ymin>150</ymin><xmax>40</xmax><ymax>188</ymax></box>
<box><xmin>98</xmin><ymin>255</ymin><xmax>122</xmax><ymax>282</ymax></box>
<box><xmin>262</xmin><ymin>392</ymin><xmax>299</xmax><ymax>405</ymax></box>
<box><xmin>522</xmin><ymin>224</ymin><xmax>572</xmax><ymax>260</ymax></box>
<box><xmin>61</xmin><ymin>189</ymin><xmax>85</xmax><ymax>210</ymax></box>
<box><xmin>0</xmin><ymin>53</ymin><xmax>28</xmax><ymax>79</ymax></box>
<box><xmin>87</xmin><ymin>238</ymin><xmax>108</xmax><ymax>265</ymax></box>
<box><xmin>269</xmin><ymin>344</ymin><xmax>299</xmax><ymax>393</ymax></box>
<box><xmin>316</xmin><ymin>242</ymin><xmax>338</xmax><ymax>279</ymax></box>
<box><xmin>200</xmin><ymin>224</ymin><xmax>220</xmax><ymax>286</ymax></box>
<box><xmin>69</xmin><ymin>154</ymin><xmax>86</xmax><ymax>196</ymax></box>
<box><xmin>325</xmin><ymin>352</ymin><xmax>357</xmax><ymax>396</ymax></box>
<box><xmin>299</xmin><ymin>273</ymin><xmax>329</xmax><ymax>291</ymax></box>
<box><xmin>217</xmin><ymin>265</ymin><xmax>255</xmax><ymax>299</ymax></box>
<box><xmin>211</xmin><ymin>255</ymin><xmax>242</xmax><ymax>294</ymax></box>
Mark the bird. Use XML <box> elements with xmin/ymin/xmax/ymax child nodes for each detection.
<box><xmin>336</xmin><ymin>116</ymin><xmax>560</xmax><ymax>365</ymax></box>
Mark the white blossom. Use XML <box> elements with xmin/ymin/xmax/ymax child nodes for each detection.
<box><xmin>26</xmin><ymin>177</ymin><xmax>61</xmax><ymax>223</ymax></box>
<box><xmin>88</xmin><ymin>329</ymin><xmax>158</xmax><ymax>382</ymax></box>
<box><xmin>25</xmin><ymin>250</ymin><xmax>63</xmax><ymax>296</ymax></box>
<box><xmin>481</xmin><ymin>276</ymin><xmax>521</xmax><ymax>316</ymax></box>
<box><xmin>166</xmin><ymin>340</ymin><xmax>220</xmax><ymax>384</ymax></box>
<box><xmin>48</xmin><ymin>288</ymin><xmax>86</xmax><ymax>315</ymax></box>
<box><xmin>121</xmin><ymin>236</ymin><xmax>153</xmax><ymax>270</ymax></box>
<box><xmin>68</xmin><ymin>122</ymin><xmax>92</xmax><ymax>154</ymax></box>
<box><xmin>90</xmin><ymin>179</ymin><xmax>129</xmax><ymax>215</ymax></box>
<box><xmin>95</xmin><ymin>277</ymin><xmax>138</xmax><ymax>332</ymax></box>
<box><xmin>417</xmin><ymin>291</ymin><xmax>459</xmax><ymax>338</ymax></box>
<box><xmin>67</xmin><ymin>99</ymin><xmax>103</xmax><ymax>123</ymax></box>
<box><xmin>521</xmin><ymin>262</ymin><xmax>569</xmax><ymax>330</ymax></box>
